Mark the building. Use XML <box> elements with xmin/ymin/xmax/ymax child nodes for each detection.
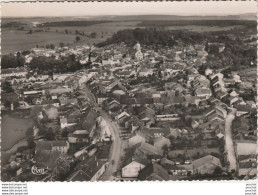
<box><xmin>192</xmin><ymin>155</ymin><xmax>221</xmax><ymax>175</ymax></box>
<box><xmin>35</xmin><ymin>140</ymin><xmax>70</xmax><ymax>154</ymax></box>
<box><xmin>134</xmin><ymin>42</ymin><xmax>143</xmax><ymax>61</ymax></box>
<box><xmin>138</xmin><ymin>163</ymin><xmax>169</xmax><ymax>181</ymax></box>
<box><xmin>154</xmin><ymin>136</ymin><xmax>171</xmax><ymax>150</ymax></box>
<box><xmin>2</xmin><ymin>67</ymin><xmax>27</xmax><ymax>78</ymax></box>
<box><xmin>68</xmin><ymin>157</ymin><xmax>108</xmax><ymax>181</ymax></box>
<box><xmin>235</xmin><ymin>141</ymin><xmax>257</xmax><ymax>177</ymax></box>
<box><xmin>122</xmin><ymin>157</ymin><xmax>150</xmax><ymax>178</ymax></box>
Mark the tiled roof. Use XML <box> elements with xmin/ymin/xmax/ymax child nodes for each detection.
<box><xmin>138</xmin><ymin>163</ymin><xmax>169</xmax><ymax>181</ymax></box>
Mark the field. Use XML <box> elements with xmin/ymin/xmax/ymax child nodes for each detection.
<box><xmin>166</xmin><ymin>25</ymin><xmax>243</xmax><ymax>32</ymax></box>
<box><xmin>1</xmin><ymin>21</ymin><xmax>140</xmax><ymax>55</ymax></box>
<box><xmin>1</xmin><ymin>114</ymin><xmax>33</xmax><ymax>151</ymax></box>
<box><xmin>2</xmin><ymin>18</ymin><xmax>247</xmax><ymax>54</ymax></box>
<box><xmin>1</xmin><ymin>112</ymin><xmax>33</xmax><ymax>165</ymax></box>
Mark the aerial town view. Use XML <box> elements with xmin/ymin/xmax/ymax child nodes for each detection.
<box><xmin>1</xmin><ymin>2</ymin><xmax>257</xmax><ymax>181</ymax></box>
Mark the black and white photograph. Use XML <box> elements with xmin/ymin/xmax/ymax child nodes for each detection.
<box><xmin>1</xmin><ymin>1</ymin><xmax>257</xmax><ymax>183</ymax></box>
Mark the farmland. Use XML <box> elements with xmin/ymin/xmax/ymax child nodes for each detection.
<box><xmin>1</xmin><ymin>21</ymin><xmax>141</xmax><ymax>55</ymax></box>
<box><xmin>2</xmin><ymin>16</ymin><xmax>251</xmax><ymax>55</ymax></box>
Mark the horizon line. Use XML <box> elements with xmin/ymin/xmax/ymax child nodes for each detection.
<box><xmin>2</xmin><ymin>12</ymin><xmax>256</xmax><ymax>18</ymax></box>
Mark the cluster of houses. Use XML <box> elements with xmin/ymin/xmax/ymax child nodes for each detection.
<box><xmin>2</xmin><ymin>39</ymin><xmax>257</xmax><ymax>181</ymax></box>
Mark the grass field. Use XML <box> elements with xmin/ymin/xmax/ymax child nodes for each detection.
<box><xmin>166</xmin><ymin>25</ymin><xmax>243</xmax><ymax>32</ymax></box>
<box><xmin>1</xmin><ymin>21</ymin><xmax>141</xmax><ymax>54</ymax></box>
<box><xmin>1</xmin><ymin>114</ymin><xmax>33</xmax><ymax>151</ymax></box>
<box><xmin>2</xmin><ymin>19</ymin><xmax>242</xmax><ymax>54</ymax></box>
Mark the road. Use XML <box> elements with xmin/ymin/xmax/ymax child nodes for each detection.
<box><xmin>100</xmin><ymin>112</ymin><xmax>123</xmax><ymax>181</ymax></box>
<box><xmin>224</xmin><ymin>112</ymin><xmax>237</xmax><ymax>172</ymax></box>
<box><xmin>82</xmin><ymin>83</ymin><xmax>123</xmax><ymax>180</ymax></box>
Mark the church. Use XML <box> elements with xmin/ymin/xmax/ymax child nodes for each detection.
<box><xmin>134</xmin><ymin>42</ymin><xmax>143</xmax><ymax>61</ymax></box>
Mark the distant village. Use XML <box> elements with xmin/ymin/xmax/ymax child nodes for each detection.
<box><xmin>1</xmin><ymin>36</ymin><xmax>257</xmax><ymax>181</ymax></box>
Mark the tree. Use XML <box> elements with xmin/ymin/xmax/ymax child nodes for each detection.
<box><xmin>28</xmin><ymin>30</ymin><xmax>33</xmax><ymax>34</ymax></box>
<box><xmin>75</xmin><ymin>36</ymin><xmax>81</xmax><ymax>42</ymax></box>
<box><xmin>27</xmin><ymin>136</ymin><xmax>35</xmax><ymax>149</ymax></box>
<box><xmin>65</xmin><ymin>29</ymin><xmax>68</xmax><ymax>34</ymax></box>
<box><xmin>3</xmin><ymin>81</ymin><xmax>14</xmax><ymax>93</ymax></box>
<box><xmin>61</xmin><ymin>128</ymin><xmax>69</xmax><ymax>137</ymax></box>
<box><xmin>59</xmin><ymin>42</ymin><xmax>64</xmax><ymax>48</ymax></box>
<box><xmin>26</xmin><ymin>127</ymin><xmax>34</xmax><ymax>136</ymax></box>
<box><xmin>2</xmin><ymin>54</ymin><xmax>19</xmax><ymax>69</ymax></box>
<box><xmin>162</xmin><ymin>144</ymin><xmax>169</xmax><ymax>151</ymax></box>
<box><xmin>44</xmin><ymin>128</ymin><xmax>55</xmax><ymax>140</ymax></box>
<box><xmin>53</xmin><ymin>157</ymin><xmax>76</xmax><ymax>180</ymax></box>
<box><xmin>17</xmin><ymin>52</ymin><xmax>25</xmax><ymax>67</ymax></box>
<box><xmin>90</xmin><ymin>32</ymin><xmax>97</xmax><ymax>39</ymax></box>
<box><xmin>213</xmin><ymin>166</ymin><xmax>223</xmax><ymax>175</ymax></box>
<box><xmin>4</xmin><ymin>100</ymin><xmax>11</xmax><ymax>108</ymax></box>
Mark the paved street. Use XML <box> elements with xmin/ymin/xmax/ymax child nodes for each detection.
<box><xmin>224</xmin><ymin>112</ymin><xmax>237</xmax><ymax>172</ymax></box>
<box><xmin>82</xmin><ymin>83</ymin><xmax>123</xmax><ymax>180</ymax></box>
<box><xmin>100</xmin><ymin>112</ymin><xmax>123</xmax><ymax>181</ymax></box>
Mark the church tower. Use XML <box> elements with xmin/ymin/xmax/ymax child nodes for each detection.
<box><xmin>134</xmin><ymin>42</ymin><xmax>143</xmax><ymax>61</ymax></box>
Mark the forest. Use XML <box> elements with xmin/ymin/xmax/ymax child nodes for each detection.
<box><xmin>138</xmin><ymin>20</ymin><xmax>257</xmax><ymax>28</ymax></box>
<box><xmin>98</xmin><ymin>28</ymin><xmax>216</xmax><ymax>47</ymax></box>
<box><xmin>38</xmin><ymin>20</ymin><xmax>109</xmax><ymax>27</ymax></box>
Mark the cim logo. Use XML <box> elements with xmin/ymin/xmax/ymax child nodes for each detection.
<box><xmin>31</xmin><ymin>165</ymin><xmax>49</xmax><ymax>175</ymax></box>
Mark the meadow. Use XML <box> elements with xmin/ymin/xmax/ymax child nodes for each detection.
<box><xmin>1</xmin><ymin>19</ymin><xmax>243</xmax><ymax>54</ymax></box>
<box><xmin>1</xmin><ymin>21</ymin><xmax>140</xmax><ymax>55</ymax></box>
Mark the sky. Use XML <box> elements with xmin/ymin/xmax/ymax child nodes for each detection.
<box><xmin>1</xmin><ymin>1</ymin><xmax>257</xmax><ymax>17</ymax></box>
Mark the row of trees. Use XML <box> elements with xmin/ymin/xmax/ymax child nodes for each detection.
<box><xmin>2</xmin><ymin>52</ymin><xmax>25</xmax><ymax>69</ymax></box>
<box><xmin>28</xmin><ymin>54</ymin><xmax>82</xmax><ymax>74</ymax></box>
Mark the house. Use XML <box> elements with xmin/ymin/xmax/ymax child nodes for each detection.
<box><xmin>236</xmin><ymin>141</ymin><xmax>257</xmax><ymax>157</ymax></box>
<box><xmin>155</xmin><ymin>114</ymin><xmax>180</xmax><ymax>122</ymax></box>
<box><xmin>33</xmin><ymin>150</ymin><xmax>65</xmax><ymax>171</ymax></box>
<box><xmin>115</xmin><ymin>111</ymin><xmax>130</xmax><ymax>122</ymax></box>
<box><xmin>234</xmin><ymin>105</ymin><xmax>252</xmax><ymax>117</ymax></box>
<box><xmin>154</xmin><ymin>136</ymin><xmax>171</xmax><ymax>150</ymax></box>
<box><xmin>122</xmin><ymin>157</ymin><xmax>150</xmax><ymax>178</ymax></box>
<box><xmin>68</xmin><ymin>130</ymin><xmax>90</xmax><ymax>144</ymax></box>
<box><xmin>35</xmin><ymin>140</ymin><xmax>70</xmax><ymax>154</ymax></box>
<box><xmin>81</xmin><ymin>110</ymin><xmax>98</xmax><ymax>137</ymax></box>
<box><xmin>135</xmin><ymin>142</ymin><xmax>163</xmax><ymax>160</ymax></box>
<box><xmin>185</xmin><ymin>95</ymin><xmax>200</xmax><ymax>106</ymax></box>
<box><xmin>60</xmin><ymin>118</ymin><xmax>77</xmax><ymax>129</ymax></box>
<box><xmin>140</xmin><ymin>127</ymin><xmax>170</xmax><ymax>139</ymax></box>
<box><xmin>215</xmin><ymin>105</ymin><xmax>227</xmax><ymax>118</ymax></box>
<box><xmin>235</xmin><ymin>141</ymin><xmax>257</xmax><ymax>177</ymax></box>
<box><xmin>152</xmin><ymin>94</ymin><xmax>162</xmax><ymax>104</ymax></box>
<box><xmin>195</xmin><ymin>87</ymin><xmax>212</xmax><ymax>100</ymax></box>
<box><xmin>42</xmin><ymin>99</ymin><xmax>60</xmax><ymax>107</ymax></box>
<box><xmin>49</xmin><ymin>86</ymin><xmax>73</xmax><ymax>95</ymax></box>
<box><xmin>2</xmin><ymin>67</ymin><xmax>27</xmax><ymax>78</ymax></box>
<box><xmin>229</xmin><ymin>90</ymin><xmax>239</xmax><ymax>97</ymax></box>
<box><xmin>107</xmin><ymin>99</ymin><xmax>120</xmax><ymax>110</ymax></box>
<box><xmin>128</xmin><ymin>132</ymin><xmax>147</xmax><ymax>147</ymax></box>
<box><xmin>228</xmin><ymin>96</ymin><xmax>240</xmax><ymax>105</ymax></box>
<box><xmin>169</xmin><ymin>164</ymin><xmax>193</xmax><ymax>176</ymax></box>
<box><xmin>68</xmin><ymin>157</ymin><xmax>108</xmax><ymax>181</ymax></box>
<box><xmin>138</xmin><ymin>163</ymin><xmax>169</xmax><ymax>181</ymax></box>
<box><xmin>216</xmin><ymin>91</ymin><xmax>228</xmax><ymax>100</ymax></box>
<box><xmin>192</xmin><ymin>155</ymin><xmax>221</xmax><ymax>175</ymax></box>
<box><xmin>43</xmin><ymin>105</ymin><xmax>59</xmax><ymax>119</ymax></box>
<box><xmin>60</xmin><ymin>98</ymin><xmax>77</xmax><ymax>106</ymax></box>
